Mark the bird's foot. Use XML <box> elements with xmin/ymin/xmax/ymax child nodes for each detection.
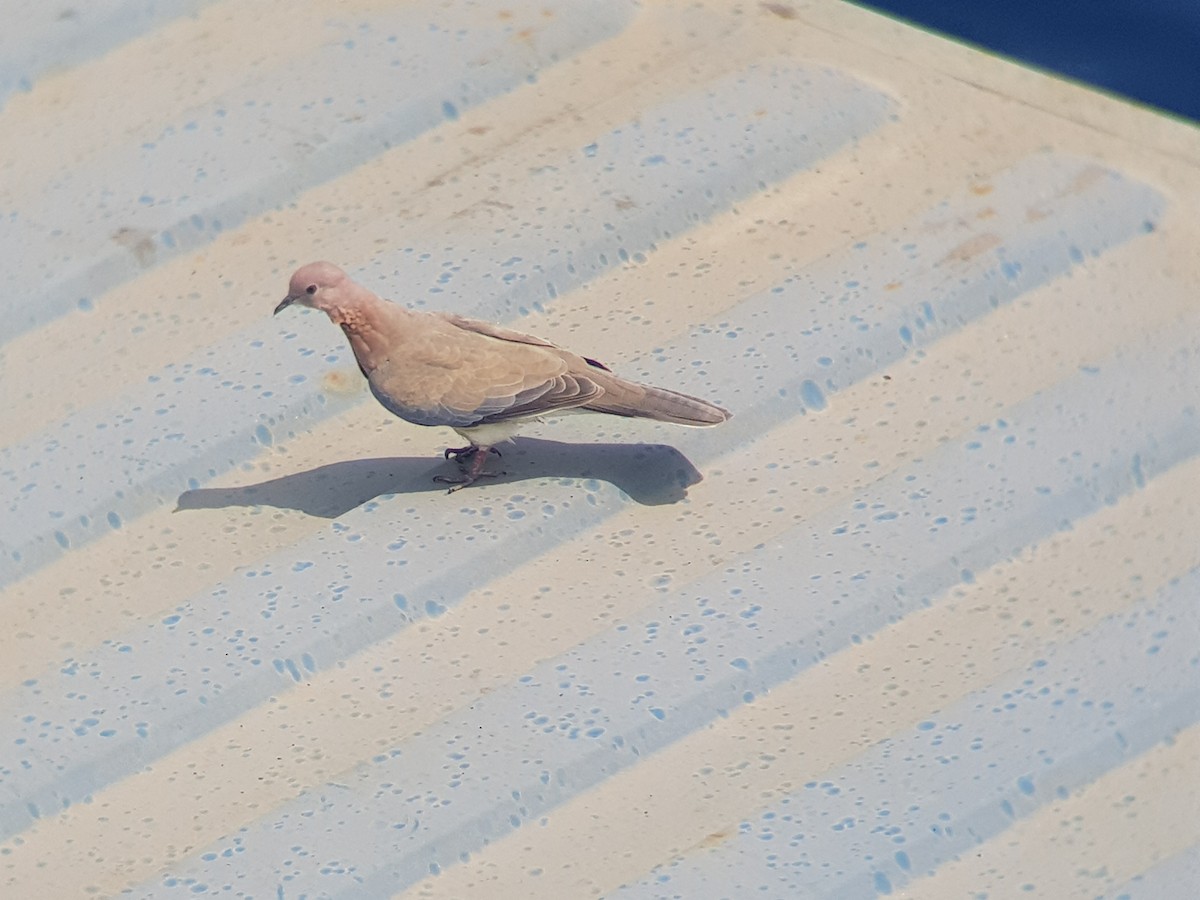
<box><xmin>433</xmin><ymin>470</ymin><xmax>504</xmax><ymax>493</ymax></box>
<box><xmin>443</xmin><ymin>445</ymin><xmax>502</xmax><ymax>463</ymax></box>
<box><xmin>435</xmin><ymin>445</ymin><xmax>504</xmax><ymax>492</ymax></box>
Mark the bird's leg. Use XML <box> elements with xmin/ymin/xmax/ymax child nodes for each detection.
<box><xmin>434</xmin><ymin>445</ymin><xmax>504</xmax><ymax>491</ymax></box>
<box><xmin>443</xmin><ymin>445</ymin><xmax>502</xmax><ymax>463</ymax></box>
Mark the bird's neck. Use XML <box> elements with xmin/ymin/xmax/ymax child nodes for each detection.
<box><xmin>321</xmin><ymin>291</ymin><xmax>392</xmax><ymax>374</ymax></box>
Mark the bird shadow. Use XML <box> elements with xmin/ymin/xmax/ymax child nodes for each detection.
<box><xmin>175</xmin><ymin>438</ymin><xmax>703</xmax><ymax>517</ymax></box>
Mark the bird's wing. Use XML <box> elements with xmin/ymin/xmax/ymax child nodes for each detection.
<box><xmin>435</xmin><ymin>312</ymin><xmax>559</xmax><ymax>349</ymax></box>
<box><xmin>367</xmin><ymin>313</ymin><xmax>605</xmax><ymax>428</ymax></box>
<box><xmin>438</xmin><ymin>312</ymin><xmax>613</xmax><ymax>372</ymax></box>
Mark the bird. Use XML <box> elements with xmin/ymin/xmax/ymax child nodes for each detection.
<box><xmin>274</xmin><ymin>262</ymin><xmax>731</xmax><ymax>491</ymax></box>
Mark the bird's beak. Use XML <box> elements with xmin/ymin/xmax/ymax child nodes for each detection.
<box><xmin>274</xmin><ymin>294</ymin><xmax>297</xmax><ymax>316</ymax></box>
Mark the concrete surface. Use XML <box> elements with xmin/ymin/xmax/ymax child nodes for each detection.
<box><xmin>1</xmin><ymin>1</ymin><xmax>1198</xmax><ymax>897</ymax></box>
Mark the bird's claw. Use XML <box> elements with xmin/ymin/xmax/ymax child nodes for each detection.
<box><xmin>436</xmin><ymin>445</ymin><xmax>503</xmax><ymax>491</ymax></box>
<box><xmin>433</xmin><ymin>470</ymin><xmax>504</xmax><ymax>493</ymax></box>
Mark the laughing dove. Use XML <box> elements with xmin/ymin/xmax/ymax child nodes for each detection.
<box><xmin>275</xmin><ymin>262</ymin><xmax>730</xmax><ymax>490</ymax></box>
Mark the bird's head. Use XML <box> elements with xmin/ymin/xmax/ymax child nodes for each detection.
<box><xmin>275</xmin><ymin>261</ymin><xmax>352</xmax><ymax>315</ymax></box>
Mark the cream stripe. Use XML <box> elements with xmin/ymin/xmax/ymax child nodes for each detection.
<box><xmin>394</xmin><ymin>457</ymin><xmax>1200</xmax><ymax>899</ymax></box>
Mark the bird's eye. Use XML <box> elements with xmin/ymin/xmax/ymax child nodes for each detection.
<box><xmin>305</xmin><ymin>284</ymin><xmax>317</xmax><ymax>295</ymax></box>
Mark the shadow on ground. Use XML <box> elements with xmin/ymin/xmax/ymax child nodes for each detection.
<box><xmin>175</xmin><ymin>438</ymin><xmax>702</xmax><ymax>516</ymax></box>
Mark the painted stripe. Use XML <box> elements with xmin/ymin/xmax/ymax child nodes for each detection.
<box><xmin>1</xmin><ymin>60</ymin><xmax>895</xmax><ymax>584</ymax></box>
<box><xmin>0</xmin><ymin>1</ymin><xmax>213</xmax><ymax>106</ymax></box>
<box><xmin>49</xmin><ymin>313</ymin><xmax>1200</xmax><ymax>893</ymax></box>
<box><xmin>609</xmin><ymin>571</ymin><xmax>1200</xmax><ymax>898</ymax></box>
<box><xmin>0</xmin><ymin>0</ymin><xmax>635</xmax><ymax>339</ymax></box>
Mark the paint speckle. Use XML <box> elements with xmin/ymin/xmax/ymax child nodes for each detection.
<box><xmin>799</xmin><ymin>379</ymin><xmax>827</xmax><ymax>411</ymax></box>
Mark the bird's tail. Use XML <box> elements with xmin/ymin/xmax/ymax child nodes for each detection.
<box><xmin>585</xmin><ymin>375</ymin><xmax>730</xmax><ymax>426</ymax></box>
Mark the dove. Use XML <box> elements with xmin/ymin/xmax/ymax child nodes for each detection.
<box><xmin>275</xmin><ymin>262</ymin><xmax>730</xmax><ymax>490</ymax></box>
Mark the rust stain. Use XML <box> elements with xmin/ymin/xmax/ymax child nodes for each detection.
<box><xmin>699</xmin><ymin>829</ymin><xmax>733</xmax><ymax>848</ymax></box>
<box><xmin>969</xmin><ymin>182</ymin><xmax>993</xmax><ymax>196</ymax></box>
<box><xmin>938</xmin><ymin>232</ymin><xmax>1001</xmax><ymax>265</ymax></box>
<box><xmin>761</xmin><ymin>2</ymin><xmax>798</xmax><ymax>19</ymax></box>
<box><xmin>1066</xmin><ymin>165</ymin><xmax>1106</xmax><ymax>196</ymax></box>
<box><xmin>1025</xmin><ymin>166</ymin><xmax>1104</xmax><ymax>221</ymax></box>
<box><xmin>975</xmin><ymin>207</ymin><xmax>997</xmax><ymax>220</ymax></box>
<box><xmin>884</xmin><ymin>281</ymin><xmax>902</xmax><ymax>291</ymax></box>
<box><xmin>111</xmin><ymin>227</ymin><xmax>157</xmax><ymax>268</ymax></box>
<box><xmin>451</xmin><ymin>197</ymin><xmax>516</xmax><ymax>220</ymax></box>
<box><xmin>321</xmin><ymin>370</ymin><xmax>361</xmax><ymax>395</ymax></box>
<box><xmin>497</xmin><ymin>9</ymin><xmax>512</xmax><ymax>20</ymax></box>
<box><xmin>467</xmin><ymin>125</ymin><xmax>492</xmax><ymax>136</ymax></box>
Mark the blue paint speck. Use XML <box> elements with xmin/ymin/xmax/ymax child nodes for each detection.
<box><xmin>799</xmin><ymin>379</ymin><xmax>827</xmax><ymax>411</ymax></box>
<box><xmin>1130</xmin><ymin>453</ymin><xmax>1145</xmax><ymax>488</ymax></box>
